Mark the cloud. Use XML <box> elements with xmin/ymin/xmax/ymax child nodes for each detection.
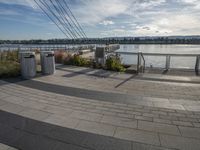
<box><xmin>0</xmin><ymin>0</ymin><xmax>36</xmax><ymax>8</ymax></box>
<box><xmin>1</xmin><ymin>0</ymin><xmax>200</xmax><ymax>38</ymax></box>
<box><xmin>71</xmin><ymin>0</ymin><xmax>166</xmax><ymax>25</ymax></box>
<box><xmin>178</xmin><ymin>0</ymin><xmax>200</xmax><ymax>9</ymax></box>
<box><xmin>0</xmin><ymin>9</ymin><xmax>20</xmax><ymax>16</ymax></box>
<box><xmin>99</xmin><ymin>20</ymin><xmax>115</xmax><ymax>26</ymax></box>
<box><xmin>72</xmin><ymin>0</ymin><xmax>129</xmax><ymax>25</ymax></box>
<box><xmin>133</xmin><ymin>14</ymin><xmax>200</xmax><ymax>36</ymax></box>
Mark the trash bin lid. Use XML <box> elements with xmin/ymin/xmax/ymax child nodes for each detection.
<box><xmin>41</xmin><ymin>51</ymin><xmax>54</xmax><ymax>54</ymax></box>
<box><xmin>19</xmin><ymin>51</ymin><xmax>35</xmax><ymax>54</ymax></box>
<box><xmin>19</xmin><ymin>51</ymin><xmax>35</xmax><ymax>56</ymax></box>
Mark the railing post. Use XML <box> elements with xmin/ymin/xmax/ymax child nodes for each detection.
<box><xmin>165</xmin><ymin>55</ymin><xmax>171</xmax><ymax>70</ymax></box>
<box><xmin>137</xmin><ymin>52</ymin><xmax>141</xmax><ymax>73</ymax></box>
<box><xmin>195</xmin><ymin>56</ymin><xmax>200</xmax><ymax>75</ymax></box>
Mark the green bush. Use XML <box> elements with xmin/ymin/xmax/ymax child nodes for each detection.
<box><xmin>63</xmin><ymin>54</ymin><xmax>92</xmax><ymax>67</ymax></box>
<box><xmin>0</xmin><ymin>61</ymin><xmax>20</xmax><ymax>78</ymax></box>
<box><xmin>105</xmin><ymin>55</ymin><xmax>126</xmax><ymax>72</ymax></box>
<box><xmin>73</xmin><ymin>55</ymin><xmax>91</xmax><ymax>67</ymax></box>
<box><xmin>0</xmin><ymin>50</ymin><xmax>19</xmax><ymax>62</ymax></box>
<box><xmin>55</xmin><ymin>50</ymin><xmax>125</xmax><ymax>72</ymax></box>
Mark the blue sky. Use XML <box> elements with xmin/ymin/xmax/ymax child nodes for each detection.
<box><xmin>0</xmin><ymin>0</ymin><xmax>200</xmax><ymax>40</ymax></box>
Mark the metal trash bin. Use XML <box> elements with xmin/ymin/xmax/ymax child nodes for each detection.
<box><xmin>20</xmin><ymin>52</ymin><xmax>36</xmax><ymax>79</ymax></box>
<box><xmin>40</xmin><ymin>51</ymin><xmax>55</xmax><ymax>75</ymax></box>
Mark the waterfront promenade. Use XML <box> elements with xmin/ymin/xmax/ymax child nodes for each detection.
<box><xmin>0</xmin><ymin>65</ymin><xmax>200</xmax><ymax>150</ymax></box>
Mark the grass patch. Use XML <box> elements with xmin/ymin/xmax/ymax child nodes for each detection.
<box><xmin>0</xmin><ymin>61</ymin><xmax>20</xmax><ymax>78</ymax></box>
<box><xmin>0</xmin><ymin>50</ymin><xmax>20</xmax><ymax>78</ymax></box>
<box><xmin>0</xmin><ymin>50</ymin><xmax>19</xmax><ymax>62</ymax></box>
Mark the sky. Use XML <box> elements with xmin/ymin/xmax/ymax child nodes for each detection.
<box><xmin>0</xmin><ymin>0</ymin><xmax>200</xmax><ymax>40</ymax></box>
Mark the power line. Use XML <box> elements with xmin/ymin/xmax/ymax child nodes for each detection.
<box><xmin>40</xmin><ymin>0</ymin><xmax>75</xmax><ymax>39</ymax></box>
<box><xmin>34</xmin><ymin>0</ymin><xmax>87</xmax><ymax>39</ymax></box>
<box><xmin>49</xmin><ymin>0</ymin><xmax>80</xmax><ymax>39</ymax></box>
<box><xmin>33</xmin><ymin>0</ymin><xmax>70</xmax><ymax>39</ymax></box>
<box><xmin>42</xmin><ymin>0</ymin><xmax>76</xmax><ymax>39</ymax></box>
<box><xmin>62</xmin><ymin>0</ymin><xmax>87</xmax><ymax>38</ymax></box>
<box><xmin>56</xmin><ymin>0</ymin><xmax>85</xmax><ymax>38</ymax></box>
<box><xmin>54</xmin><ymin>0</ymin><xmax>84</xmax><ymax>39</ymax></box>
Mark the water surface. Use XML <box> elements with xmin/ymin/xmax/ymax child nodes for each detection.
<box><xmin>118</xmin><ymin>44</ymin><xmax>200</xmax><ymax>69</ymax></box>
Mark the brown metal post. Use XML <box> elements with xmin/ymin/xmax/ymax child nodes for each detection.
<box><xmin>137</xmin><ymin>52</ymin><xmax>141</xmax><ymax>73</ymax></box>
<box><xmin>165</xmin><ymin>55</ymin><xmax>171</xmax><ymax>71</ymax></box>
<box><xmin>195</xmin><ymin>56</ymin><xmax>200</xmax><ymax>75</ymax></box>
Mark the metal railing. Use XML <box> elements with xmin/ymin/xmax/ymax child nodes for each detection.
<box><xmin>116</xmin><ymin>51</ymin><xmax>200</xmax><ymax>75</ymax></box>
<box><xmin>137</xmin><ymin>52</ymin><xmax>145</xmax><ymax>73</ymax></box>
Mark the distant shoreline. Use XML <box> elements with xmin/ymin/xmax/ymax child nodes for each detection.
<box><xmin>1</xmin><ymin>42</ymin><xmax>200</xmax><ymax>45</ymax></box>
<box><xmin>1</xmin><ymin>35</ymin><xmax>200</xmax><ymax>45</ymax></box>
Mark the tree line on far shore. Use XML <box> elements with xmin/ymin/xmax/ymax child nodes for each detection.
<box><xmin>1</xmin><ymin>37</ymin><xmax>200</xmax><ymax>45</ymax></box>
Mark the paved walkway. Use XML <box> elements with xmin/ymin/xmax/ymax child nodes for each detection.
<box><xmin>0</xmin><ymin>143</ymin><xmax>18</xmax><ymax>150</ymax></box>
<box><xmin>0</xmin><ymin>65</ymin><xmax>200</xmax><ymax>150</ymax></box>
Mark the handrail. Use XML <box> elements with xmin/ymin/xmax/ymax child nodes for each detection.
<box><xmin>137</xmin><ymin>52</ymin><xmax>145</xmax><ymax>73</ymax></box>
<box><xmin>195</xmin><ymin>56</ymin><xmax>200</xmax><ymax>75</ymax></box>
<box><xmin>116</xmin><ymin>51</ymin><xmax>200</xmax><ymax>57</ymax></box>
<box><xmin>116</xmin><ymin>51</ymin><xmax>200</xmax><ymax>75</ymax></box>
<box><xmin>140</xmin><ymin>52</ymin><xmax>145</xmax><ymax>73</ymax></box>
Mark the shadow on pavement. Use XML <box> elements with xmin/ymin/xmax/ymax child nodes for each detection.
<box><xmin>0</xmin><ymin>110</ymin><xmax>133</xmax><ymax>150</ymax></box>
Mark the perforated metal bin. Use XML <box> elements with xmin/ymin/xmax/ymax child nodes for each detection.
<box><xmin>20</xmin><ymin>52</ymin><xmax>36</xmax><ymax>79</ymax></box>
<box><xmin>40</xmin><ymin>51</ymin><xmax>55</xmax><ymax>75</ymax></box>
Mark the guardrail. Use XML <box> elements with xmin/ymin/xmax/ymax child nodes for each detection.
<box><xmin>116</xmin><ymin>51</ymin><xmax>200</xmax><ymax>75</ymax></box>
<box><xmin>137</xmin><ymin>52</ymin><xmax>145</xmax><ymax>73</ymax></box>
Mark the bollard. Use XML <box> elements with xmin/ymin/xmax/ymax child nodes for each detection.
<box><xmin>40</xmin><ymin>51</ymin><xmax>55</xmax><ymax>75</ymax></box>
<box><xmin>20</xmin><ymin>52</ymin><xmax>36</xmax><ymax>79</ymax></box>
<box><xmin>165</xmin><ymin>55</ymin><xmax>171</xmax><ymax>70</ymax></box>
<box><xmin>95</xmin><ymin>47</ymin><xmax>106</xmax><ymax>66</ymax></box>
<box><xmin>195</xmin><ymin>56</ymin><xmax>200</xmax><ymax>75</ymax></box>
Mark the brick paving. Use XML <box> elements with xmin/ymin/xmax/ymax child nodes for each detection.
<box><xmin>0</xmin><ymin>66</ymin><xmax>200</xmax><ymax>150</ymax></box>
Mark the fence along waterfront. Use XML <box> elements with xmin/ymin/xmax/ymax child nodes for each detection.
<box><xmin>116</xmin><ymin>51</ymin><xmax>200</xmax><ymax>75</ymax></box>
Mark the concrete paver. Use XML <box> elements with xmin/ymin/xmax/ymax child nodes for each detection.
<box><xmin>0</xmin><ymin>66</ymin><xmax>200</xmax><ymax>150</ymax></box>
<box><xmin>114</xmin><ymin>127</ymin><xmax>160</xmax><ymax>146</ymax></box>
<box><xmin>138</xmin><ymin>120</ymin><xmax>180</xmax><ymax>135</ymax></box>
<box><xmin>101</xmin><ymin>115</ymin><xmax>137</xmax><ymax>129</ymax></box>
<box><xmin>178</xmin><ymin>126</ymin><xmax>200</xmax><ymax>139</ymax></box>
<box><xmin>160</xmin><ymin>134</ymin><xmax>200</xmax><ymax>150</ymax></box>
<box><xmin>0</xmin><ymin>143</ymin><xmax>18</xmax><ymax>150</ymax></box>
<box><xmin>76</xmin><ymin>120</ymin><xmax>116</xmax><ymax>137</ymax></box>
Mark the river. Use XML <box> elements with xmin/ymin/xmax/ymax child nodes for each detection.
<box><xmin>117</xmin><ymin>44</ymin><xmax>200</xmax><ymax>69</ymax></box>
<box><xmin>1</xmin><ymin>44</ymin><xmax>200</xmax><ymax>69</ymax></box>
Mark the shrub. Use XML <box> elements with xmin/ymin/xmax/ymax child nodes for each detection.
<box><xmin>62</xmin><ymin>53</ymin><xmax>91</xmax><ymax>67</ymax></box>
<box><xmin>105</xmin><ymin>55</ymin><xmax>126</xmax><ymax>72</ymax></box>
<box><xmin>54</xmin><ymin>51</ymin><xmax>66</xmax><ymax>64</ymax></box>
<box><xmin>0</xmin><ymin>50</ymin><xmax>19</xmax><ymax>62</ymax></box>
<box><xmin>63</xmin><ymin>53</ymin><xmax>74</xmax><ymax>65</ymax></box>
<box><xmin>71</xmin><ymin>55</ymin><xmax>92</xmax><ymax>67</ymax></box>
<box><xmin>0</xmin><ymin>61</ymin><xmax>20</xmax><ymax>78</ymax></box>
